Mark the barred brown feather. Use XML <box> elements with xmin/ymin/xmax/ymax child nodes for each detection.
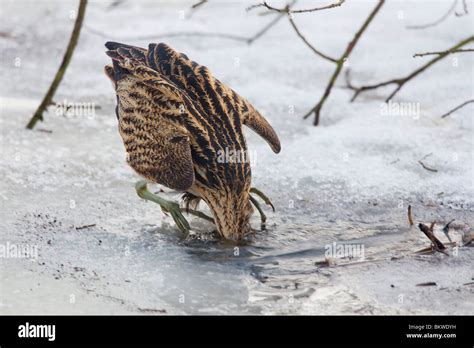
<box><xmin>105</xmin><ymin>41</ymin><xmax>281</xmax><ymax>240</ymax></box>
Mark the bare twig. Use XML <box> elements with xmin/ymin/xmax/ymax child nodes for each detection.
<box><xmin>187</xmin><ymin>0</ymin><xmax>209</xmax><ymax>19</ymax></box>
<box><xmin>246</xmin><ymin>3</ymin><xmax>265</xmax><ymax>12</ymax></box>
<box><xmin>246</xmin><ymin>0</ymin><xmax>297</xmax><ymax>44</ymax></box>
<box><xmin>406</xmin><ymin>0</ymin><xmax>458</xmax><ymax>29</ymax></box>
<box><xmin>85</xmin><ymin>25</ymin><xmax>250</xmax><ymax>42</ymax></box>
<box><xmin>418</xmin><ymin>160</ymin><xmax>438</xmax><ymax>173</ymax></box>
<box><xmin>348</xmin><ymin>35</ymin><xmax>474</xmax><ymax>103</ymax></box>
<box><xmin>408</xmin><ymin>205</ymin><xmax>414</xmax><ymax>226</ymax></box>
<box><xmin>287</xmin><ymin>13</ymin><xmax>337</xmax><ymax>63</ymax></box>
<box><xmin>416</xmin><ymin>282</ymin><xmax>437</xmax><ymax>287</ymax></box>
<box><xmin>261</xmin><ymin>0</ymin><xmax>345</xmax><ymax>14</ymax></box>
<box><xmin>303</xmin><ymin>0</ymin><xmax>385</xmax><ymax>125</ymax></box>
<box><xmin>86</xmin><ymin>0</ymin><xmax>294</xmax><ymax>46</ymax></box>
<box><xmin>414</xmin><ymin>48</ymin><xmax>474</xmax><ymax>57</ymax></box>
<box><xmin>26</xmin><ymin>0</ymin><xmax>88</xmax><ymax>129</ymax></box>
<box><xmin>75</xmin><ymin>223</ymin><xmax>96</xmax><ymax>230</ymax></box>
<box><xmin>440</xmin><ymin>99</ymin><xmax>474</xmax><ymax>118</ymax></box>
<box><xmin>418</xmin><ymin>223</ymin><xmax>448</xmax><ymax>255</ymax></box>
<box><xmin>191</xmin><ymin>0</ymin><xmax>208</xmax><ymax>9</ymax></box>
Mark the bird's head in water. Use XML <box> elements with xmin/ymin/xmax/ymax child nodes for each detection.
<box><xmin>204</xmin><ymin>186</ymin><xmax>254</xmax><ymax>242</ymax></box>
<box><xmin>186</xmin><ymin>145</ymin><xmax>255</xmax><ymax>242</ymax></box>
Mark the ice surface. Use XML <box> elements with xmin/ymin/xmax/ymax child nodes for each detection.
<box><xmin>0</xmin><ymin>0</ymin><xmax>473</xmax><ymax>314</ymax></box>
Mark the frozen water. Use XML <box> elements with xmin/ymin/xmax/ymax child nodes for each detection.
<box><xmin>0</xmin><ymin>0</ymin><xmax>473</xmax><ymax>314</ymax></box>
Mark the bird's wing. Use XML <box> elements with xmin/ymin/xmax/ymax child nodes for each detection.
<box><xmin>146</xmin><ymin>43</ymin><xmax>281</xmax><ymax>153</ymax></box>
<box><xmin>106</xmin><ymin>48</ymin><xmax>195</xmax><ymax>191</ymax></box>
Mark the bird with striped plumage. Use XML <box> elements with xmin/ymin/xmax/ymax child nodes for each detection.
<box><xmin>105</xmin><ymin>41</ymin><xmax>280</xmax><ymax>241</ymax></box>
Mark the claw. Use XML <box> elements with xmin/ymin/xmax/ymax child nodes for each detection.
<box><xmin>250</xmin><ymin>187</ymin><xmax>275</xmax><ymax>212</ymax></box>
<box><xmin>167</xmin><ymin>201</ymin><xmax>191</xmax><ymax>236</ymax></box>
<box><xmin>135</xmin><ymin>181</ymin><xmax>214</xmax><ymax>236</ymax></box>
<box><xmin>249</xmin><ymin>194</ymin><xmax>266</xmax><ymax>230</ymax></box>
<box><xmin>135</xmin><ymin>180</ymin><xmax>190</xmax><ymax>237</ymax></box>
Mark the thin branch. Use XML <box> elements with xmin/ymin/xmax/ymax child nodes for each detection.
<box><xmin>85</xmin><ymin>0</ymin><xmax>294</xmax><ymax>46</ymax></box>
<box><xmin>440</xmin><ymin>99</ymin><xmax>474</xmax><ymax>118</ymax></box>
<box><xmin>85</xmin><ymin>25</ymin><xmax>250</xmax><ymax>43</ymax></box>
<box><xmin>413</xmin><ymin>48</ymin><xmax>474</xmax><ymax>58</ymax></box>
<box><xmin>287</xmin><ymin>13</ymin><xmax>337</xmax><ymax>63</ymax></box>
<box><xmin>406</xmin><ymin>0</ymin><xmax>458</xmax><ymax>30</ymax></box>
<box><xmin>418</xmin><ymin>160</ymin><xmax>438</xmax><ymax>173</ymax></box>
<box><xmin>187</xmin><ymin>0</ymin><xmax>209</xmax><ymax>19</ymax></box>
<box><xmin>75</xmin><ymin>223</ymin><xmax>96</xmax><ymax>230</ymax></box>
<box><xmin>191</xmin><ymin>0</ymin><xmax>208</xmax><ymax>9</ymax></box>
<box><xmin>261</xmin><ymin>0</ymin><xmax>345</xmax><ymax>14</ymax></box>
<box><xmin>246</xmin><ymin>3</ymin><xmax>265</xmax><ymax>12</ymax></box>
<box><xmin>348</xmin><ymin>35</ymin><xmax>474</xmax><ymax>103</ymax></box>
<box><xmin>303</xmin><ymin>0</ymin><xmax>385</xmax><ymax>125</ymax></box>
<box><xmin>246</xmin><ymin>0</ymin><xmax>296</xmax><ymax>44</ymax></box>
<box><xmin>26</xmin><ymin>0</ymin><xmax>88</xmax><ymax>129</ymax></box>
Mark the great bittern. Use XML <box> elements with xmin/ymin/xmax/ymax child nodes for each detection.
<box><xmin>105</xmin><ymin>42</ymin><xmax>280</xmax><ymax>241</ymax></box>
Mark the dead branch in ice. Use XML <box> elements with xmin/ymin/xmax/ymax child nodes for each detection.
<box><xmin>75</xmin><ymin>224</ymin><xmax>96</xmax><ymax>230</ymax></box>
<box><xmin>416</xmin><ymin>282</ymin><xmax>437</xmax><ymax>287</ymax></box>
<box><xmin>407</xmin><ymin>205</ymin><xmax>414</xmax><ymax>226</ymax></box>
<box><xmin>406</xmin><ymin>0</ymin><xmax>459</xmax><ymax>30</ymax></box>
<box><xmin>440</xmin><ymin>99</ymin><xmax>474</xmax><ymax>118</ymax></box>
<box><xmin>418</xmin><ymin>160</ymin><xmax>438</xmax><ymax>173</ymax></box>
<box><xmin>418</xmin><ymin>223</ymin><xmax>448</xmax><ymax>256</ymax></box>
<box><xmin>347</xmin><ymin>35</ymin><xmax>474</xmax><ymax>103</ymax></box>
<box><xmin>26</xmin><ymin>0</ymin><xmax>88</xmax><ymax>129</ymax></box>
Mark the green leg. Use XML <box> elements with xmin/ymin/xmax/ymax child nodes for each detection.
<box><xmin>249</xmin><ymin>194</ymin><xmax>266</xmax><ymax>230</ymax></box>
<box><xmin>185</xmin><ymin>208</ymin><xmax>215</xmax><ymax>224</ymax></box>
<box><xmin>135</xmin><ymin>181</ymin><xmax>215</xmax><ymax>236</ymax></box>
<box><xmin>250</xmin><ymin>187</ymin><xmax>275</xmax><ymax>212</ymax></box>
<box><xmin>135</xmin><ymin>181</ymin><xmax>191</xmax><ymax>236</ymax></box>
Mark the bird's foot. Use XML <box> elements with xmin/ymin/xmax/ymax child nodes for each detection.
<box><xmin>135</xmin><ymin>180</ymin><xmax>191</xmax><ymax>236</ymax></box>
<box><xmin>249</xmin><ymin>195</ymin><xmax>266</xmax><ymax>230</ymax></box>
<box><xmin>250</xmin><ymin>187</ymin><xmax>275</xmax><ymax>212</ymax></box>
<box><xmin>249</xmin><ymin>187</ymin><xmax>276</xmax><ymax>230</ymax></box>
